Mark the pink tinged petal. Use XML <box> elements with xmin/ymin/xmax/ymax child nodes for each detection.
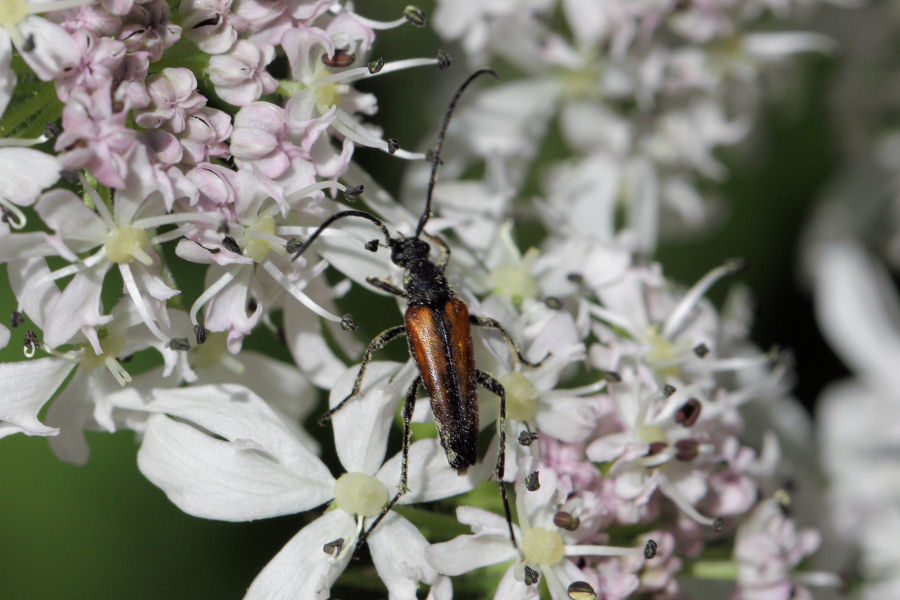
<box><xmin>369</xmin><ymin>513</ymin><xmax>439</xmax><ymax>599</ymax></box>
<box><xmin>44</xmin><ymin>267</ymin><xmax>112</xmax><ymax>349</ymax></box>
<box><xmin>7</xmin><ymin>257</ymin><xmax>58</xmax><ymax>328</ymax></box>
<box><xmin>138</xmin><ymin>412</ymin><xmax>333</xmax><ymax>520</ymax></box>
<box><xmin>331</xmin><ymin>361</ymin><xmax>408</xmax><ymax>475</ymax></box>
<box><xmin>35</xmin><ymin>189</ymin><xmax>106</xmax><ymax>243</ymax></box>
<box><xmin>245</xmin><ymin>510</ymin><xmax>356</xmax><ymax>600</ymax></box>
<box><xmin>281</xmin><ymin>26</ymin><xmax>333</xmax><ymax>82</ymax></box>
<box><xmin>16</xmin><ymin>17</ymin><xmax>81</xmax><ymax>81</ymax></box>
<box><xmin>0</xmin><ymin>148</ymin><xmax>61</xmax><ymax>206</ymax></box>
<box><xmin>425</xmin><ymin>530</ymin><xmax>518</xmax><ymax>576</ymax></box>
<box><xmin>379</xmin><ymin>437</ymin><xmax>489</xmax><ymax>504</ymax></box>
<box><xmin>0</xmin><ymin>357</ymin><xmax>75</xmax><ymax>439</ymax></box>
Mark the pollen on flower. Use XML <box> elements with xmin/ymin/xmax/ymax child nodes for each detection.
<box><xmin>105</xmin><ymin>226</ymin><xmax>152</xmax><ymax>265</ymax></box>
<box><xmin>333</xmin><ymin>472</ymin><xmax>388</xmax><ymax>518</ymax></box>
<box><xmin>522</xmin><ymin>527</ymin><xmax>565</xmax><ymax>566</ymax></box>
<box><xmin>316</xmin><ymin>82</ymin><xmax>341</xmax><ymax>111</ymax></box>
<box><xmin>500</xmin><ymin>372</ymin><xmax>539</xmax><ymax>421</ymax></box>
<box><xmin>0</xmin><ymin>0</ymin><xmax>27</xmax><ymax>28</ymax></box>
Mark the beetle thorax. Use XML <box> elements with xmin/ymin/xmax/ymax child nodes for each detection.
<box><xmin>390</xmin><ymin>237</ymin><xmax>451</xmax><ymax>307</ymax></box>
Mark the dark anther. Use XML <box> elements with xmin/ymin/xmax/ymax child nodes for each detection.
<box><xmin>194</xmin><ymin>324</ymin><xmax>208</xmax><ymax>345</ymax></box>
<box><xmin>567</xmin><ymin>581</ymin><xmax>596</xmax><ymax>600</ymax></box>
<box><xmin>23</xmin><ymin>330</ymin><xmax>39</xmax><ymax>349</ymax></box>
<box><xmin>44</xmin><ymin>122</ymin><xmax>60</xmax><ymax>138</ymax></box>
<box><xmin>726</xmin><ymin>257</ymin><xmax>748</xmax><ymax>274</ymax></box>
<box><xmin>10</xmin><ymin>311</ymin><xmax>24</xmax><ymax>328</ymax></box>
<box><xmin>544</xmin><ymin>296</ymin><xmax>563</xmax><ymax>310</ymax></box>
<box><xmin>553</xmin><ymin>511</ymin><xmax>580</xmax><ymax>531</ymax></box>
<box><xmin>525</xmin><ymin>470</ymin><xmax>540</xmax><ymax>491</ymax></box>
<box><xmin>119</xmin><ymin>353</ymin><xmax>134</xmax><ymax>363</ymax></box>
<box><xmin>662</xmin><ymin>383</ymin><xmax>677</xmax><ymax>397</ymax></box>
<box><xmin>386</xmin><ymin>138</ymin><xmax>400</xmax><ymax>154</ymax></box>
<box><xmin>23</xmin><ymin>34</ymin><xmax>35</xmax><ymax>52</ymax></box>
<box><xmin>674</xmin><ymin>439</ymin><xmax>698</xmax><ymax>461</ymax></box>
<box><xmin>523</xmin><ymin>565</ymin><xmax>539</xmax><ymax>586</ymax></box>
<box><xmin>712</xmin><ymin>516</ymin><xmax>725</xmax><ymax>532</ymax></box>
<box><xmin>693</xmin><ymin>343</ymin><xmax>709</xmax><ymax>358</ymax></box>
<box><xmin>273</xmin><ymin>327</ymin><xmax>286</xmax><ymax>345</ymax></box>
<box><xmin>402</xmin><ymin>5</ymin><xmax>426</xmax><ymax>27</ymax></box>
<box><xmin>646</xmin><ymin>441</ymin><xmax>667</xmax><ymax>456</ymax></box>
<box><xmin>601</xmin><ymin>370</ymin><xmax>621</xmax><ymax>382</ymax></box>
<box><xmin>341</xmin><ymin>314</ymin><xmax>358</xmax><ymax>331</ymax></box>
<box><xmin>222</xmin><ymin>236</ymin><xmax>240</xmax><ymax>254</ymax></box>
<box><xmin>424</xmin><ymin>147</ymin><xmax>443</xmax><ymax>165</ymax></box>
<box><xmin>518</xmin><ymin>430</ymin><xmax>539</xmax><ymax>446</ymax></box>
<box><xmin>1</xmin><ymin>206</ymin><xmax>13</xmax><ymax>223</ymax></box>
<box><xmin>285</xmin><ymin>238</ymin><xmax>303</xmax><ymax>253</ymax></box>
<box><xmin>364</xmin><ymin>239</ymin><xmax>379</xmax><ymax>252</ymax></box>
<box><xmin>168</xmin><ymin>338</ymin><xmax>190</xmax><ymax>351</ymax></box>
<box><xmin>322</xmin><ymin>49</ymin><xmax>355</xmax><ymax>68</ymax></box>
<box><xmin>434</xmin><ymin>49</ymin><xmax>451</xmax><ymax>70</ymax></box>
<box><xmin>193</xmin><ymin>15</ymin><xmax>221</xmax><ymax>29</ymax></box>
<box><xmin>322</xmin><ymin>538</ymin><xmax>344</xmax><ymax>556</ymax></box>
<box><xmin>714</xmin><ymin>459</ymin><xmax>729</xmax><ymax>473</ymax></box>
<box><xmin>61</xmin><ymin>170</ymin><xmax>79</xmax><ymax>183</ymax></box>
<box><xmin>675</xmin><ymin>398</ymin><xmax>701</xmax><ymax>427</ymax></box>
<box><xmin>566</xmin><ymin>272</ymin><xmax>584</xmax><ymax>284</ymax></box>
<box><xmin>343</xmin><ymin>184</ymin><xmax>364</xmax><ymax>200</ymax></box>
<box><xmin>368</xmin><ymin>57</ymin><xmax>384</xmax><ymax>74</ymax></box>
<box><xmin>643</xmin><ymin>539</ymin><xmax>658</xmax><ymax>559</ymax></box>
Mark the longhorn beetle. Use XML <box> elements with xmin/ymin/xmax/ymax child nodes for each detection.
<box><xmin>291</xmin><ymin>69</ymin><xmax>544</xmax><ymax>549</ymax></box>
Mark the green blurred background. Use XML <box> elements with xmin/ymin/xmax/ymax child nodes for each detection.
<box><xmin>0</xmin><ymin>1</ymin><xmax>855</xmax><ymax>598</ymax></box>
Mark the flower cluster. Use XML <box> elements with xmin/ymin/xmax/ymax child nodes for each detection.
<box><xmin>0</xmin><ymin>0</ymin><xmax>858</xmax><ymax>599</ymax></box>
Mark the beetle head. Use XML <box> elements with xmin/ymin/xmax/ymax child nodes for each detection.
<box><xmin>390</xmin><ymin>237</ymin><xmax>430</xmax><ymax>267</ymax></box>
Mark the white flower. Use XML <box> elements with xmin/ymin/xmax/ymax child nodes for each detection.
<box><xmin>132</xmin><ymin>363</ymin><xmax>492</xmax><ymax>598</ymax></box>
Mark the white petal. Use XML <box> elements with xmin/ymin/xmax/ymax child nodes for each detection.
<box><xmin>0</xmin><ymin>31</ymin><xmax>14</xmax><ymax>118</ymax></box>
<box><xmin>425</xmin><ymin>532</ymin><xmax>517</xmax><ymax>576</ymax></box>
<box><xmin>378</xmin><ymin>437</ymin><xmax>490</xmax><ymax>504</ymax></box>
<box><xmin>494</xmin><ymin>564</ymin><xmax>537</xmax><ymax>600</ymax></box>
<box><xmin>6</xmin><ymin>257</ymin><xmax>58</xmax><ymax>328</ymax></box>
<box><xmin>245</xmin><ymin>510</ymin><xmax>357</xmax><ymax>600</ymax></box>
<box><xmin>331</xmin><ymin>360</ymin><xmax>409</xmax><ymax>475</ymax></box>
<box><xmin>137</xmin><ymin>413</ymin><xmax>333</xmax><ymax>520</ymax></box>
<box><xmin>121</xmin><ymin>384</ymin><xmax>332</xmax><ymax>480</ymax></box>
<box><xmin>369</xmin><ymin>513</ymin><xmax>439</xmax><ymax>599</ymax></box>
<box><xmin>534</xmin><ymin>396</ymin><xmax>597</xmax><ymax>443</ymax></box>
<box><xmin>34</xmin><ymin>189</ymin><xmax>105</xmax><ymax>243</ymax></box>
<box><xmin>0</xmin><ymin>147</ymin><xmax>59</xmax><ymax>205</ymax></box>
<box><xmin>814</xmin><ymin>242</ymin><xmax>900</xmax><ymax>390</ymax></box>
<box><xmin>0</xmin><ymin>323</ymin><xmax>8</xmax><ymax>349</ymax></box>
<box><xmin>426</xmin><ymin>576</ymin><xmax>453</xmax><ymax>600</ymax></box>
<box><xmin>43</xmin><ymin>266</ymin><xmax>111</xmax><ymax>348</ymax></box>
<box><xmin>0</xmin><ymin>357</ymin><xmax>74</xmax><ymax>439</ymax></box>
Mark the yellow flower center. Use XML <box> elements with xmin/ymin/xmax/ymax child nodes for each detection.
<box><xmin>644</xmin><ymin>325</ymin><xmax>684</xmax><ymax>377</ymax></box>
<box><xmin>105</xmin><ymin>226</ymin><xmax>151</xmax><ymax>264</ymax></box>
<box><xmin>500</xmin><ymin>372</ymin><xmax>539</xmax><ymax>421</ymax></box>
<box><xmin>490</xmin><ymin>247</ymin><xmax>540</xmax><ymax>305</ymax></box>
<box><xmin>637</xmin><ymin>424</ymin><xmax>667</xmax><ymax>445</ymax></box>
<box><xmin>316</xmin><ymin>82</ymin><xmax>339</xmax><ymax>110</ymax></box>
<box><xmin>0</xmin><ymin>0</ymin><xmax>28</xmax><ymax>28</ymax></box>
<box><xmin>79</xmin><ymin>333</ymin><xmax>126</xmax><ymax>370</ymax></box>
<box><xmin>243</xmin><ymin>215</ymin><xmax>283</xmax><ymax>263</ymax></box>
<box><xmin>522</xmin><ymin>527</ymin><xmax>565</xmax><ymax>566</ymax></box>
<box><xmin>333</xmin><ymin>472</ymin><xmax>388</xmax><ymax>518</ymax></box>
<box><xmin>190</xmin><ymin>332</ymin><xmax>227</xmax><ymax>368</ymax></box>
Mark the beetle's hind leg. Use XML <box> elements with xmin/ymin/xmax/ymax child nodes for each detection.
<box><xmin>318</xmin><ymin>325</ymin><xmax>407</xmax><ymax>425</ymax></box>
<box><xmin>355</xmin><ymin>376</ymin><xmax>421</xmax><ymax>552</ymax></box>
<box><xmin>476</xmin><ymin>369</ymin><xmax>518</xmax><ymax>549</ymax></box>
<box><xmin>469</xmin><ymin>315</ymin><xmax>550</xmax><ymax>369</ymax></box>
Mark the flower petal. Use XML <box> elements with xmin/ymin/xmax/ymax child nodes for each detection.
<box><xmin>369</xmin><ymin>513</ymin><xmax>439</xmax><ymax>599</ymax></box>
<box><xmin>246</xmin><ymin>510</ymin><xmax>356</xmax><ymax>600</ymax></box>
<box><xmin>0</xmin><ymin>357</ymin><xmax>74</xmax><ymax>439</ymax></box>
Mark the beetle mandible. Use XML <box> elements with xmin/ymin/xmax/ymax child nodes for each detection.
<box><xmin>291</xmin><ymin>69</ymin><xmax>544</xmax><ymax>548</ymax></box>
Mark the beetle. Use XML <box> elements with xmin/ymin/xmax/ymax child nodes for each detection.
<box><xmin>291</xmin><ymin>69</ymin><xmax>543</xmax><ymax>547</ymax></box>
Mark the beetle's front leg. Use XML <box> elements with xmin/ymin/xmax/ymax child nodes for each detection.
<box><xmin>318</xmin><ymin>325</ymin><xmax>406</xmax><ymax>425</ymax></box>
<box><xmin>470</xmin><ymin>315</ymin><xmax>550</xmax><ymax>369</ymax></box>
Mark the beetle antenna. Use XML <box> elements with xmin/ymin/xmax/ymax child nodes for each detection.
<box><xmin>415</xmin><ymin>68</ymin><xmax>499</xmax><ymax>239</ymax></box>
<box><xmin>291</xmin><ymin>210</ymin><xmax>394</xmax><ymax>261</ymax></box>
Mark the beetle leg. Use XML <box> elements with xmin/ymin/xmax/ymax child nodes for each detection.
<box><xmin>422</xmin><ymin>231</ymin><xmax>451</xmax><ymax>272</ymax></box>
<box><xmin>356</xmin><ymin>376</ymin><xmax>421</xmax><ymax>553</ymax></box>
<box><xmin>469</xmin><ymin>315</ymin><xmax>550</xmax><ymax>369</ymax></box>
<box><xmin>318</xmin><ymin>325</ymin><xmax>407</xmax><ymax>425</ymax></box>
<box><xmin>365</xmin><ymin>276</ymin><xmax>408</xmax><ymax>298</ymax></box>
<box><xmin>476</xmin><ymin>369</ymin><xmax>518</xmax><ymax>549</ymax></box>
